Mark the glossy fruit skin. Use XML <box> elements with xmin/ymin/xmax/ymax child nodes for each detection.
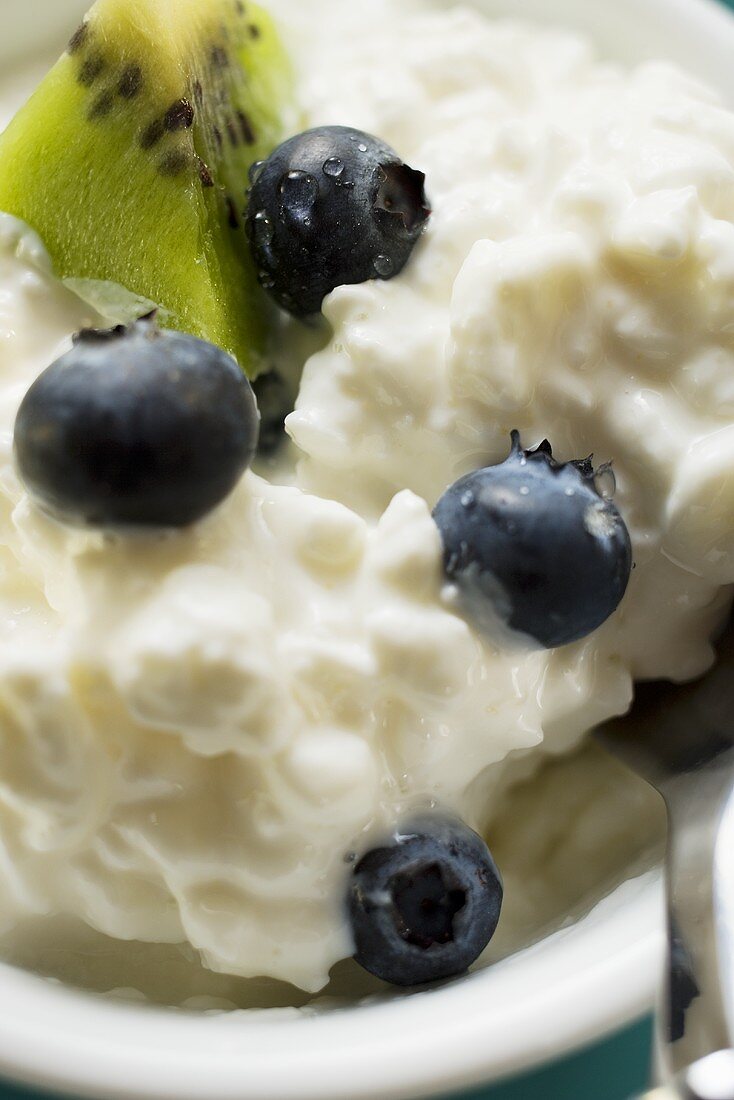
<box><xmin>432</xmin><ymin>433</ymin><xmax>633</xmax><ymax>649</ymax></box>
<box><xmin>247</xmin><ymin>125</ymin><xmax>430</xmax><ymax>316</ymax></box>
<box><xmin>348</xmin><ymin>815</ymin><xmax>503</xmax><ymax>987</ymax></box>
<box><xmin>14</xmin><ymin>316</ymin><xmax>260</xmax><ymax>529</ymax></box>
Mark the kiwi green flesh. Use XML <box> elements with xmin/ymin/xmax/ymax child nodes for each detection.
<box><xmin>0</xmin><ymin>0</ymin><xmax>292</xmax><ymax>377</ymax></box>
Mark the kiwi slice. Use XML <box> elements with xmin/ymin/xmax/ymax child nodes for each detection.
<box><xmin>0</xmin><ymin>0</ymin><xmax>292</xmax><ymax>376</ymax></box>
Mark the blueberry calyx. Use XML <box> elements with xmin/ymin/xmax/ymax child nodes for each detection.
<box><xmin>508</xmin><ymin>429</ymin><xmax>613</xmax><ymax>494</ymax></box>
<box><xmin>72</xmin><ymin>323</ymin><xmax>128</xmax><ymax>344</ymax></box>
<box><xmin>374</xmin><ymin>162</ymin><xmax>431</xmax><ymax>235</ymax></box>
<box><xmin>71</xmin><ymin>309</ymin><xmax>159</xmax><ymax>347</ymax></box>
<box><xmin>348</xmin><ymin>815</ymin><xmax>503</xmax><ymax>987</ymax></box>
<box><xmin>390</xmin><ymin>861</ymin><xmax>467</xmax><ymax>949</ymax></box>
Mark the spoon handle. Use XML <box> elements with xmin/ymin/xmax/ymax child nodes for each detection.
<box><xmin>640</xmin><ymin>770</ymin><xmax>734</xmax><ymax>1099</ymax></box>
<box><xmin>641</xmin><ymin>1051</ymin><xmax>734</xmax><ymax>1098</ymax></box>
<box><xmin>657</xmin><ymin>773</ymin><xmax>734</xmax><ymax>1080</ymax></box>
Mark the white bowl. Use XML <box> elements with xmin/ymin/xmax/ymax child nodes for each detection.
<box><xmin>2</xmin><ymin>0</ymin><xmax>734</xmax><ymax>1097</ymax></box>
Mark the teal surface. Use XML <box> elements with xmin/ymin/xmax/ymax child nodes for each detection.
<box><xmin>0</xmin><ymin>1018</ymin><xmax>653</xmax><ymax>1099</ymax></box>
<box><xmin>455</xmin><ymin>1018</ymin><xmax>653</xmax><ymax>1100</ymax></box>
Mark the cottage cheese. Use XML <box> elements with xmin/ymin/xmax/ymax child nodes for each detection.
<box><xmin>0</xmin><ymin>0</ymin><xmax>731</xmax><ymax>994</ymax></box>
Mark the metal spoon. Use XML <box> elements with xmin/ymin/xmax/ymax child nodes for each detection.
<box><xmin>595</xmin><ymin>621</ymin><xmax>734</xmax><ymax>1099</ymax></box>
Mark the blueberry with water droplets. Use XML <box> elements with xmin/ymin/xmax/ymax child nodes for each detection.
<box><xmin>433</xmin><ymin>432</ymin><xmax>633</xmax><ymax>649</ymax></box>
<box><xmin>348</xmin><ymin>814</ymin><xmax>503</xmax><ymax>987</ymax></box>
<box><xmin>14</xmin><ymin>315</ymin><xmax>260</xmax><ymax>529</ymax></box>
<box><xmin>246</xmin><ymin>125</ymin><xmax>431</xmax><ymax>317</ymax></box>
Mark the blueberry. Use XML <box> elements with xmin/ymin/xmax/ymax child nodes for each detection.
<box><xmin>14</xmin><ymin>315</ymin><xmax>260</xmax><ymax>529</ymax></box>
<box><xmin>433</xmin><ymin>432</ymin><xmax>632</xmax><ymax>649</ymax></box>
<box><xmin>252</xmin><ymin>370</ymin><xmax>293</xmax><ymax>456</ymax></box>
<box><xmin>348</xmin><ymin>815</ymin><xmax>503</xmax><ymax>987</ymax></box>
<box><xmin>247</xmin><ymin>125</ymin><xmax>430</xmax><ymax>317</ymax></box>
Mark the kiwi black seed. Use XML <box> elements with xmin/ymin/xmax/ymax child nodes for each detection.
<box><xmin>68</xmin><ymin>23</ymin><xmax>89</xmax><ymax>55</ymax></box>
<box><xmin>88</xmin><ymin>90</ymin><xmax>116</xmax><ymax>120</ymax></box>
<box><xmin>197</xmin><ymin>159</ymin><xmax>214</xmax><ymax>187</ymax></box>
<box><xmin>226</xmin><ymin>197</ymin><xmax>240</xmax><ymax>228</ymax></box>
<box><xmin>140</xmin><ymin>119</ymin><xmax>164</xmax><ymax>150</ymax></box>
<box><xmin>118</xmin><ymin>65</ymin><xmax>143</xmax><ymax>99</ymax></box>
<box><xmin>237</xmin><ymin>110</ymin><xmax>255</xmax><ymax>144</ymax></box>
<box><xmin>159</xmin><ymin>150</ymin><xmax>191</xmax><ymax>178</ymax></box>
<box><xmin>164</xmin><ymin>99</ymin><xmax>195</xmax><ymax>131</ymax></box>
<box><xmin>225</xmin><ymin>118</ymin><xmax>239</xmax><ymax>146</ymax></box>
<box><xmin>69</xmin><ymin>25</ymin><xmax>239</xmax><ymax>188</ymax></box>
<box><xmin>78</xmin><ymin>55</ymin><xmax>106</xmax><ymax>87</ymax></box>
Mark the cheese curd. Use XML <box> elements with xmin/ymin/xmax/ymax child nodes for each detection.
<box><xmin>0</xmin><ymin>0</ymin><xmax>731</xmax><ymax>993</ymax></box>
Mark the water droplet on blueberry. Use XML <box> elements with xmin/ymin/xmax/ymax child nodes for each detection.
<box><xmin>373</xmin><ymin>254</ymin><xmax>394</xmax><ymax>277</ymax></box>
<box><xmin>278</xmin><ymin>170</ymin><xmax>319</xmax><ymax>232</ymax></box>
<box><xmin>323</xmin><ymin>156</ymin><xmax>344</xmax><ymax>178</ymax></box>
<box><xmin>248</xmin><ymin>159</ymin><xmax>265</xmax><ymax>185</ymax></box>
<box><xmin>252</xmin><ymin>210</ymin><xmax>275</xmax><ymax>266</ymax></box>
<box><xmin>253</xmin><ymin>209</ymin><xmax>273</xmax><ymax>242</ymax></box>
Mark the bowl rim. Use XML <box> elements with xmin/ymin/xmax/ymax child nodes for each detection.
<box><xmin>0</xmin><ymin>872</ymin><xmax>663</xmax><ymax>1100</ymax></box>
<box><xmin>2</xmin><ymin>0</ymin><xmax>734</xmax><ymax>1094</ymax></box>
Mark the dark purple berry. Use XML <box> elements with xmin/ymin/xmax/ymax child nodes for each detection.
<box><xmin>433</xmin><ymin>432</ymin><xmax>632</xmax><ymax>649</ymax></box>
<box><xmin>348</xmin><ymin>815</ymin><xmax>503</xmax><ymax>987</ymax></box>
<box><xmin>14</xmin><ymin>315</ymin><xmax>259</xmax><ymax>529</ymax></box>
<box><xmin>247</xmin><ymin>125</ymin><xmax>430</xmax><ymax>317</ymax></box>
